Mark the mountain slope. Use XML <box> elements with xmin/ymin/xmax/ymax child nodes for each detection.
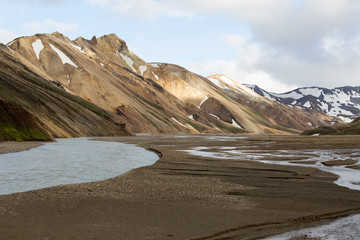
<box><xmin>205</xmin><ymin>74</ymin><xmax>337</xmax><ymax>132</ymax></box>
<box><xmin>247</xmin><ymin>85</ymin><xmax>360</xmax><ymax>123</ymax></box>
<box><xmin>0</xmin><ymin>99</ymin><xmax>53</xmax><ymax>141</ymax></box>
<box><xmin>6</xmin><ymin>32</ymin><xmax>339</xmax><ymax>134</ymax></box>
<box><xmin>0</xmin><ymin>43</ymin><xmax>130</xmax><ymax>139</ymax></box>
<box><xmin>8</xmin><ymin>33</ymin><xmax>212</xmax><ymax>134</ymax></box>
<box><xmin>302</xmin><ymin>117</ymin><xmax>360</xmax><ymax>135</ymax></box>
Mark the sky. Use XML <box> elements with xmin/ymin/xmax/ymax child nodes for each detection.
<box><xmin>1</xmin><ymin>0</ymin><xmax>360</xmax><ymax>93</ymax></box>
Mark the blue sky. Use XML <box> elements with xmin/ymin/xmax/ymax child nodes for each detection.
<box><xmin>1</xmin><ymin>0</ymin><xmax>360</xmax><ymax>92</ymax></box>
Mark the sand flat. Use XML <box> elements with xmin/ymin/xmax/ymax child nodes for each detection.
<box><xmin>1</xmin><ymin>135</ymin><xmax>360</xmax><ymax>239</ymax></box>
<box><xmin>0</xmin><ymin>141</ymin><xmax>43</xmax><ymax>154</ymax></box>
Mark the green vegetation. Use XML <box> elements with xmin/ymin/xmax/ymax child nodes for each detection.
<box><xmin>214</xmin><ymin>120</ymin><xmax>245</xmax><ymax>134</ymax></box>
<box><xmin>138</xmin><ymin>111</ymin><xmax>159</xmax><ymax>130</ymax></box>
<box><xmin>0</xmin><ymin>99</ymin><xmax>53</xmax><ymax>141</ymax></box>
<box><xmin>186</xmin><ymin>120</ymin><xmax>208</xmax><ymax>132</ymax></box>
<box><xmin>19</xmin><ymin>71</ymin><xmax>113</xmax><ymax>121</ymax></box>
<box><xmin>133</xmin><ymin>92</ymin><xmax>164</xmax><ymax>111</ymax></box>
<box><xmin>272</xmin><ymin>125</ymin><xmax>299</xmax><ymax>134</ymax></box>
<box><xmin>146</xmin><ymin>110</ymin><xmax>168</xmax><ymax>124</ymax></box>
<box><xmin>246</xmin><ymin>107</ymin><xmax>270</xmax><ymax>123</ymax></box>
<box><xmin>213</xmin><ymin>88</ymin><xmax>232</xmax><ymax>102</ymax></box>
<box><xmin>0</xmin><ymin>124</ymin><xmax>49</xmax><ymax>141</ymax></box>
<box><xmin>302</xmin><ymin>117</ymin><xmax>360</xmax><ymax>135</ymax></box>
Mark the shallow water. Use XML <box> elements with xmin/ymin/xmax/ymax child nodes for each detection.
<box><xmin>264</xmin><ymin>213</ymin><xmax>360</xmax><ymax>240</ymax></box>
<box><xmin>182</xmin><ymin>143</ymin><xmax>360</xmax><ymax>240</ymax></box>
<box><xmin>0</xmin><ymin>138</ymin><xmax>159</xmax><ymax>195</ymax></box>
<box><xmin>182</xmin><ymin>147</ymin><xmax>360</xmax><ymax>191</ymax></box>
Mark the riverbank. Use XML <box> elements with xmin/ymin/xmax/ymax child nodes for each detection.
<box><xmin>1</xmin><ymin>135</ymin><xmax>360</xmax><ymax>239</ymax></box>
<box><xmin>0</xmin><ymin>141</ymin><xmax>43</xmax><ymax>154</ymax></box>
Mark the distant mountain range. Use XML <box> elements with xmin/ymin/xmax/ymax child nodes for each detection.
<box><xmin>0</xmin><ymin>32</ymin><xmax>342</xmax><ymax>139</ymax></box>
<box><xmin>246</xmin><ymin>85</ymin><xmax>360</xmax><ymax>123</ymax></box>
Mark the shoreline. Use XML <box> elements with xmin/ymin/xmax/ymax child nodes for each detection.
<box><xmin>0</xmin><ymin>141</ymin><xmax>43</xmax><ymax>154</ymax></box>
<box><xmin>1</xmin><ymin>135</ymin><xmax>360</xmax><ymax>239</ymax></box>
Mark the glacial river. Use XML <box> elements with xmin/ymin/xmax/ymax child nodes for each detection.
<box><xmin>182</xmin><ymin>142</ymin><xmax>360</xmax><ymax>240</ymax></box>
<box><xmin>0</xmin><ymin>138</ymin><xmax>159</xmax><ymax>195</ymax></box>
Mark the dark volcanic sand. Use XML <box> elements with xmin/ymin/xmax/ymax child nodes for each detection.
<box><xmin>1</xmin><ymin>135</ymin><xmax>360</xmax><ymax>240</ymax></box>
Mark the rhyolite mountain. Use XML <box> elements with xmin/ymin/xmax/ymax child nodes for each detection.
<box><xmin>246</xmin><ymin>84</ymin><xmax>360</xmax><ymax>123</ymax></box>
<box><xmin>0</xmin><ymin>43</ymin><xmax>130</xmax><ymax>141</ymax></box>
<box><xmin>2</xmin><ymin>32</ymin><xmax>339</xmax><ymax>136</ymax></box>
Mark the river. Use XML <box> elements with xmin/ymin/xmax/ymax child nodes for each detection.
<box><xmin>0</xmin><ymin>138</ymin><xmax>159</xmax><ymax>195</ymax></box>
<box><xmin>182</xmin><ymin>141</ymin><xmax>360</xmax><ymax>240</ymax></box>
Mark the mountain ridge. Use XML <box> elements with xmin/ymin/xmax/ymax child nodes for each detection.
<box><xmin>246</xmin><ymin>84</ymin><xmax>360</xmax><ymax>123</ymax></box>
<box><xmin>0</xmin><ymin>43</ymin><xmax>131</xmax><ymax>140</ymax></box>
<box><xmin>2</xmin><ymin>32</ymin><xmax>341</xmax><ymax>136</ymax></box>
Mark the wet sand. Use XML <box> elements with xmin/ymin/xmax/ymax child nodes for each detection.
<box><xmin>1</xmin><ymin>135</ymin><xmax>360</xmax><ymax>239</ymax></box>
<box><xmin>0</xmin><ymin>141</ymin><xmax>43</xmax><ymax>154</ymax></box>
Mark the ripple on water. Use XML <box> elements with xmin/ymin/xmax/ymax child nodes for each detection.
<box><xmin>0</xmin><ymin>138</ymin><xmax>159</xmax><ymax>195</ymax></box>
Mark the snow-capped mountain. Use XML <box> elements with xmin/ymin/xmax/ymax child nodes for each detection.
<box><xmin>246</xmin><ymin>85</ymin><xmax>360</xmax><ymax>122</ymax></box>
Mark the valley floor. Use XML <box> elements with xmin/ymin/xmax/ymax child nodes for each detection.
<box><xmin>0</xmin><ymin>141</ymin><xmax>43</xmax><ymax>154</ymax></box>
<box><xmin>1</xmin><ymin>135</ymin><xmax>360</xmax><ymax>239</ymax></box>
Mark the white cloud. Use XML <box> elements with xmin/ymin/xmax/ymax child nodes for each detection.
<box><xmin>85</xmin><ymin>0</ymin><xmax>360</xmax><ymax>90</ymax></box>
<box><xmin>186</xmin><ymin>31</ymin><xmax>360</xmax><ymax>92</ymax></box>
<box><xmin>24</xmin><ymin>19</ymin><xmax>79</xmax><ymax>34</ymax></box>
<box><xmin>182</xmin><ymin>0</ymin><xmax>360</xmax><ymax>90</ymax></box>
<box><xmin>86</xmin><ymin>0</ymin><xmax>193</xmax><ymax>20</ymax></box>
<box><xmin>183</xmin><ymin>59</ymin><xmax>298</xmax><ymax>93</ymax></box>
<box><xmin>0</xmin><ymin>29</ymin><xmax>18</xmax><ymax>44</ymax></box>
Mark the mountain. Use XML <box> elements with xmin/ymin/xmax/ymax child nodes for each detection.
<box><xmin>0</xmin><ymin>43</ymin><xmax>130</xmax><ymax>140</ymax></box>
<box><xmin>4</xmin><ymin>32</ymin><xmax>339</xmax><ymax>135</ymax></box>
<box><xmin>301</xmin><ymin>117</ymin><xmax>360</xmax><ymax>135</ymax></box>
<box><xmin>0</xmin><ymin>99</ymin><xmax>53</xmax><ymax>141</ymax></box>
<box><xmin>246</xmin><ymin>85</ymin><xmax>360</xmax><ymax>123</ymax></box>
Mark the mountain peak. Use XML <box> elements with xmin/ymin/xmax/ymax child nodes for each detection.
<box><xmin>247</xmin><ymin>85</ymin><xmax>360</xmax><ymax>122</ymax></box>
<box><xmin>207</xmin><ymin>74</ymin><xmax>261</xmax><ymax>98</ymax></box>
<box><xmin>96</xmin><ymin>33</ymin><xmax>128</xmax><ymax>52</ymax></box>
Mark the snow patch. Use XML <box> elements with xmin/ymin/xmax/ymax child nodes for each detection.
<box><xmin>150</xmin><ymin>63</ymin><xmax>159</xmax><ymax>68</ymax></box>
<box><xmin>232</xmin><ymin>119</ymin><xmax>242</xmax><ymax>129</ymax></box>
<box><xmin>139</xmin><ymin>65</ymin><xmax>147</xmax><ymax>76</ymax></box>
<box><xmin>49</xmin><ymin>44</ymin><xmax>77</xmax><ymax>67</ymax></box>
<box><xmin>209</xmin><ymin>113</ymin><xmax>220</xmax><ymax>119</ymax></box>
<box><xmin>212</xmin><ymin>76</ymin><xmax>259</xmax><ymax>97</ymax></box>
<box><xmin>7</xmin><ymin>40</ymin><xmax>15</xmax><ymax>46</ymax></box>
<box><xmin>303</xmin><ymin>101</ymin><xmax>311</xmax><ymax>108</ymax></box>
<box><xmin>189</xmin><ymin>115</ymin><xmax>194</xmax><ymax>120</ymax></box>
<box><xmin>69</xmin><ymin>43</ymin><xmax>85</xmax><ymax>54</ymax></box>
<box><xmin>198</xmin><ymin>96</ymin><xmax>209</xmax><ymax>108</ymax></box>
<box><xmin>299</xmin><ymin>88</ymin><xmax>322</xmax><ymax>98</ymax></box>
<box><xmin>272</xmin><ymin>91</ymin><xmax>303</xmax><ymax>99</ymax></box>
<box><xmin>219</xmin><ymin>75</ymin><xmax>239</xmax><ymax>90</ymax></box>
<box><xmin>152</xmin><ymin>72</ymin><xmax>159</xmax><ymax>80</ymax></box>
<box><xmin>117</xmin><ymin>52</ymin><xmax>137</xmax><ymax>72</ymax></box>
<box><xmin>208</xmin><ymin>77</ymin><xmax>227</xmax><ymax>89</ymax></box>
<box><xmin>32</xmin><ymin>39</ymin><xmax>44</xmax><ymax>60</ymax></box>
<box><xmin>171</xmin><ymin>118</ymin><xmax>187</xmax><ymax>128</ymax></box>
<box><xmin>237</xmin><ymin>85</ymin><xmax>259</xmax><ymax>97</ymax></box>
<box><xmin>100</xmin><ymin>63</ymin><xmax>105</xmax><ymax>67</ymax></box>
<box><xmin>263</xmin><ymin>91</ymin><xmax>277</xmax><ymax>101</ymax></box>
